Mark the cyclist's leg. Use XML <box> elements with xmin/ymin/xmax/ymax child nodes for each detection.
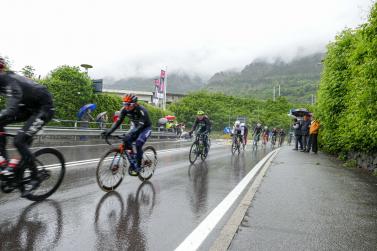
<box><xmin>135</xmin><ymin>127</ymin><xmax>152</xmax><ymax>169</ymax></box>
<box><xmin>15</xmin><ymin>107</ymin><xmax>54</xmax><ymax>175</ymax></box>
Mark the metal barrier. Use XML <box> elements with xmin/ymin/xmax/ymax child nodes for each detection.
<box><xmin>4</xmin><ymin>126</ymin><xmax>178</xmax><ymax>139</ymax></box>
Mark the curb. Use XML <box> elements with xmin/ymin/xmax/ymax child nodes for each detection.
<box><xmin>209</xmin><ymin>149</ymin><xmax>280</xmax><ymax>251</ymax></box>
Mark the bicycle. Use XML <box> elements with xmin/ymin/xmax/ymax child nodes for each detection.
<box><xmin>0</xmin><ymin>133</ymin><xmax>65</xmax><ymax>201</ymax></box>
<box><xmin>271</xmin><ymin>134</ymin><xmax>277</xmax><ymax>148</ymax></box>
<box><xmin>231</xmin><ymin>134</ymin><xmax>241</xmax><ymax>155</ymax></box>
<box><xmin>96</xmin><ymin>135</ymin><xmax>157</xmax><ymax>192</ymax></box>
<box><xmin>189</xmin><ymin>133</ymin><xmax>209</xmax><ymax>164</ymax></box>
<box><xmin>252</xmin><ymin>133</ymin><xmax>260</xmax><ymax>151</ymax></box>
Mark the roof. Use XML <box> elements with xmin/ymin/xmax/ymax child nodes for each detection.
<box><xmin>102</xmin><ymin>88</ymin><xmax>153</xmax><ymax>96</ymax></box>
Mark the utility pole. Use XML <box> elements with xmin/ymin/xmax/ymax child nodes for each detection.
<box><xmin>273</xmin><ymin>86</ymin><xmax>276</xmax><ymax>101</ymax></box>
<box><xmin>311</xmin><ymin>94</ymin><xmax>314</xmax><ymax>105</ymax></box>
<box><xmin>279</xmin><ymin>84</ymin><xmax>281</xmax><ymax>97</ymax></box>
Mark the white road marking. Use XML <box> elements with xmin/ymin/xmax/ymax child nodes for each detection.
<box><xmin>175</xmin><ymin>149</ymin><xmax>278</xmax><ymax>251</ymax></box>
<box><xmin>40</xmin><ymin>143</ymin><xmax>225</xmax><ymax>170</ymax></box>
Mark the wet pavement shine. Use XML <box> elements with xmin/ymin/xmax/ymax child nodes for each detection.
<box><xmin>0</xmin><ymin>140</ymin><xmax>271</xmax><ymax>250</ymax></box>
<box><xmin>229</xmin><ymin>146</ymin><xmax>377</xmax><ymax>251</ymax></box>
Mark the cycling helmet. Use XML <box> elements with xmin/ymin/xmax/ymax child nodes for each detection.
<box><xmin>235</xmin><ymin>120</ymin><xmax>241</xmax><ymax>126</ymax></box>
<box><xmin>122</xmin><ymin>94</ymin><xmax>138</xmax><ymax>103</ymax></box>
<box><xmin>197</xmin><ymin>110</ymin><xmax>205</xmax><ymax>115</ymax></box>
<box><xmin>240</xmin><ymin>122</ymin><xmax>245</xmax><ymax>127</ymax></box>
<box><xmin>0</xmin><ymin>57</ymin><xmax>6</xmax><ymax>70</ymax></box>
<box><xmin>257</xmin><ymin>123</ymin><xmax>261</xmax><ymax>127</ymax></box>
<box><xmin>264</xmin><ymin>126</ymin><xmax>268</xmax><ymax>130</ymax></box>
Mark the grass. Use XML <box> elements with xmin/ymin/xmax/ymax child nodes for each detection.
<box><xmin>343</xmin><ymin>159</ymin><xmax>357</xmax><ymax>169</ymax></box>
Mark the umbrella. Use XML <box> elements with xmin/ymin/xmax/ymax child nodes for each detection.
<box><xmin>165</xmin><ymin>115</ymin><xmax>176</xmax><ymax>121</ymax></box>
<box><xmin>158</xmin><ymin>118</ymin><xmax>168</xmax><ymax>125</ymax></box>
<box><xmin>78</xmin><ymin>104</ymin><xmax>96</xmax><ymax>119</ymax></box>
<box><xmin>289</xmin><ymin>108</ymin><xmax>309</xmax><ymax>118</ymax></box>
<box><xmin>96</xmin><ymin>111</ymin><xmax>107</xmax><ymax>121</ymax></box>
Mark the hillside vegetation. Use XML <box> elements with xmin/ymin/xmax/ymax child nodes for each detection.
<box><xmin>205</xmin><ymin>53</ymin><xmax>323</xmax><ymax>103</ymax></box>
<box><xmin>168</xmin><ymin>91</ymin><xmax>296</xmax><ymax>131</ymax></box>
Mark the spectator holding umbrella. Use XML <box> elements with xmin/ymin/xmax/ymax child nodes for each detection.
<box><xmin>301</xmin><ymin>114</ymin><xmax>312</xmax><ymax>152</ymax></box>
<box><xmin>292</xmin><ymin>118</ymin><xmax>303</xmax><ymax>150</ymax></box>
<box><xmin>96</xmin><ymin>111</ymin><xmax>108</xmax><ymax>129</ymax></box>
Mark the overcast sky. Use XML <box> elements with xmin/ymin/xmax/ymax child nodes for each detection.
<box><xmin>1</xmin><ymin>0</ymin><xmax>374</xmax><ymax>79</ymax></box>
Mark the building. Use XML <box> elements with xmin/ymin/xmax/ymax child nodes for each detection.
<box><xmin>102</xmin><ymin>88</ymin><xmax>185</xmax><ymax>104</ymax></box>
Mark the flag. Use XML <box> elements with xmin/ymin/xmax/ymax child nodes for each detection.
<box><xmin>159</xmin><ymin>78</ymin><xmax>165</xmax><ymax>93</ymax></box>
<box><xmin>160</xmin><ymin>70</ymin><xmax>166</xmax><ymax>79</ymax></box>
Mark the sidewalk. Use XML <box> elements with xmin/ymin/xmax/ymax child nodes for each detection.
<box><xmin>229</xmin><ymin>146</ymin><xmax>377</xmax><ymax>250</ymax></box>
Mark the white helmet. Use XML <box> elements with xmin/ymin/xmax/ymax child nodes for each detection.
<box><xmin>240</xmin><ymin>122</ymin><xmax>245</xmax><ymax>127</ymax></box>
<box><xmin>257</xmin><ymin>123</ymin><xmax>261</xmax><ymax>127</ymax></box>
<box><xmin>235</xmin><ymin>120</ymin><xmax>241</xmax><ymax>126</ymax></box>
<box><xmin>264</xmin><ymin>126</ymin><xmax>268</xmax><ymax>130</ymax></box>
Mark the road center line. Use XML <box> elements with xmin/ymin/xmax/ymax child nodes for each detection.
<box><xmin>175</xmin><ymin>149</ymin><xmax>278</xmax><ymax>251</ymax></box>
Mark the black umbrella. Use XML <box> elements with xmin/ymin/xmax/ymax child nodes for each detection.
<box><xmin>290</xmin><ymin>108</ymin><xmax>310</xmax><ymax>118</ymax></box>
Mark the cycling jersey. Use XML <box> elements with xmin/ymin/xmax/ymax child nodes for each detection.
<box><xmin>0</xmin><ymin>71</ymin><xmax>54</xmax><ymax>178</ymax></box>
<box><xmin>240</xmin><ymin>125</ymin><xmax>248</xmax><ymax>136</ymax></box>
<box><xmin>232</xmin><ymin>126</ymin><xmax>242</xmax><ymax>135</ymax></box>
<box><xmin>253</xmin><ymin>125</ymin><xmax>263</xmax><ymax>135</ymax></box>
<box><xmin>108</xmin><ymin>105</ymin><xmax>152</xmax><ymax>135</ymax></box>
<box><xmin>192</xmin><ymin>116</ymin><xmax>211</xmax><ymax>134</ymax></box>
<box><xmin>0</xmin><ymin>71</ymin><xmax>53</xmax><ymax>122</ymax></box>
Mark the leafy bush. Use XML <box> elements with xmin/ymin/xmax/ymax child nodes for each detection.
<box><xmin>317</xmin><ymin>3</ymin><xmax>377</xmax><ymax>154</ymax></box>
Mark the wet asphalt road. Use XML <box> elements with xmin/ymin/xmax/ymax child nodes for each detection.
<box><xmin>0</xmin><ymin>140</ymin><xmax>270</xmax><ymax>250</ymax></box>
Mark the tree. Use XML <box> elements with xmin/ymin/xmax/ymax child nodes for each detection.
<box><xmin>40</xmin><ymin>66</ymin><xmax>94</xmax><ymax>120</ymax></box>
<box><xmin>21</xmin><ymin>65</ymin><xmax>36</xmax><ymax>79</ymax></box>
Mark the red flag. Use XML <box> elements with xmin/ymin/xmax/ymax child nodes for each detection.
<box><xmin>159</xmin><ymin>78</ymin><xmax>164</xmax><ymax>92</ymax></box>
<box><xmin>160</xmin><ymin>70</ymin><xmax>166</xmax><ymax>79</ymax></box>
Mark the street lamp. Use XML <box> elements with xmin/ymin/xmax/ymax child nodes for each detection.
<box><xmin>80</xmin><ymin>64</ymin><xmax>93</xmax><ymax>75</ymax></box>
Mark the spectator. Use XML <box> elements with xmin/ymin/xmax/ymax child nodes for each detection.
<box><xmin>301</xmin><ymin>114</ymin><xmax>311</xmax><ymax>152</ymax></box>
<box><xmin>308</xmin><ymin>116</ymin><xmax>320</xmax><ymax>154</ymax></box>
<box><xmin>113</xmin><ymin>111</ymin><xmax>120</xmax><ymax>123</ymax></box>
<box><xmin>97</xmin><ymin>114</ymin><xmax>108</xmax><ymax>129</ymax></box>
<box><xmin>292</xmin><ymin>118</ymin><xmax>302</xmax><ymax>150</ymax></box>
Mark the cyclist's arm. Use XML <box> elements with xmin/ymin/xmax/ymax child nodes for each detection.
<box><xmin>191</xmin><ymin>119</ymin><xmax>198</xmax><ymax>133</ymax></box>
<box><xmin>0</xmin><ymin>83</ymin><xmax>23</xmax><ymax>122</ymax></box>
<box><xmin>107</xmin><ymin>108</ymin><xmax>125</xmax><ymax>134</ymax></box>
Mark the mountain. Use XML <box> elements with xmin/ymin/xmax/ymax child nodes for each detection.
<box><xmin>204</xmin><ymin>53</ymin><xmax>324</xmax><ymax>103</ymax></box>
<box><xmin>104</xmin><ymin>72</ymin><xmax>205</xmax><ymax>94</ymax></box>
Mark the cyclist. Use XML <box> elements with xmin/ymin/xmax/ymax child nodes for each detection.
<box><xmin>252</xmin><ymin>123</ymin><xmax>263</xmax><ymax>144</ymax></box>
<box><xmin>102</xmin><ymin>94</ymin><xmax>152</xmax><ymax>176</ymax></box>
<box><xmin>278</xmin><ymin>128</ymin><xmax>286</xmax><ymax>146</ymax></box>
<box><xmin>262</xmin><ymin>126</ymin><xmax>270</xmax><ymax>145</ymax></box>
<box><xmin>231</xmin><ymin>120</ymin><xmax>243</xmax><ymax>144</ymax></box>
<box><xmin>189</xmin><ymin>111</ymin><xmax>211</xmax><ymax>153</ymax></box>
<box><xmin>240</xmin><ymin>122</ymin><xmax>248</xmax><ymax>145</ymax></box>
<box><xmin>0</xmin><ymin>57</ymin><xmax>55</xmax><ymax>196</ymax></box>
<box><xmin>271</xmin><ymin>127</ymin><xmax>278</xmax><ymax>145</ymax></box>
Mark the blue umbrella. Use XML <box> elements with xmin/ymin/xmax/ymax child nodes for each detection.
<box><xmin>78</xmin><ymin>104</ymin><xmax>97</xmax><ymax>119</ymax></box>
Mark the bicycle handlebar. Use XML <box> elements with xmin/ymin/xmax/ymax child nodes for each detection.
<box><xmin>104</xmin><ymin>134</ymin><xmax>123</xmax><ymax>146</ymax></box>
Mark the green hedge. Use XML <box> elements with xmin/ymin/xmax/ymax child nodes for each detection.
<box><xmin>317</xmin><ymin>3</ymin><xmax>377</xmax><ymax>154</ymax></box>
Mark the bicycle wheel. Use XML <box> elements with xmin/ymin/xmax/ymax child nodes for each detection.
<box><xmin>200</xmin><ymin>145</ymin><xmax>208</xmax><ymax>161</ymax></box>
<box><xmin>231</xmin><ymin>140</ymin><xmax>237</xmax><ymax>155</ymax></box>
<box><xmin>96</xmin><ymin>148</ymin><xmax>126</xmax><ymax>192</ymax></box>
<box><xmin>138</xmin><ymin>146</ymin><xmax>157</xmax><ymax>181</ymax></box>
<box><xmin>23</xmin><ymin>148</ymin><xmax>66</xmax><ymax>201</ymax></box>
<box><xmin>189</xmin><ymin>142</ymin><xmax>199</xmax><ymax>164</ymax></box>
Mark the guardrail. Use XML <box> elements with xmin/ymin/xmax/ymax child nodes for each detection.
<box><xmin>4</xmin><ymin>126</ymin><xmax>178</xmax><ymax>139</ymax></box>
